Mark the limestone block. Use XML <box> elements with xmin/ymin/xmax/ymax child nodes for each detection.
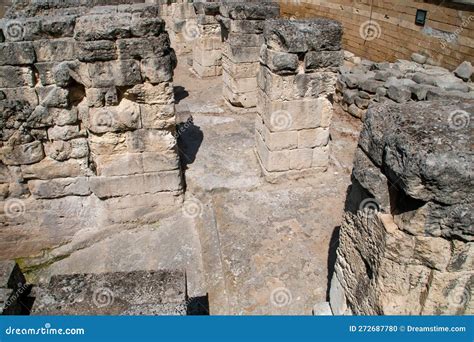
<box><xmin>94</xmin><ymin>151</ymin><xmax>179</xmax><ymax>177</ymax></box>
<box><xmin>1</xmin><ymin>141</ymin><xmax>44</xmax><ymax>166</ymax></box>
<box><xmin>222</xmin><ymin>56</ymin><xmax>259</xmax><ymax>78</ymax></box>
<box><xmin>76</xmin><ymin>40</ymin><xmax>117</xmax><ymax>62</ymax></box>
<box><xmin>312</xmin><ymin>146</ymin><xmax>329</xmax><ymax>168</ymax></box>
<box><xmin>193</xmin><ymin>46</ymin><xmax>222</xmax><ymax>68</ymax></box>
<box><xmin>88</xmin><ymin>132</ymin><xmax>127</xmax><ymax>156</ymax></box>
<box><xmin>260</xmin><ymin>45</ymin><xmax>298</xmax><ymax>75</ymax></box>
<box><xmin>88</xmin><ymin>60</ymin><xmax>142</xmax><ymax>88</ymax></box>
<box><xmin>329</xmin><ymin>274</ymin><xmax>347</xmax><ymax>315</ymax></box>
<box><xmin>193</xmin><ymin>63</ymin><xmax>222</xmax><ymax>78</ymax></box>
<box><xmin>260</xmin><ymin>96</ymin><xmax>332</xmax><ymax>132</ymax></box>
<box><xmin>264</xmin><ymin>19</ymin><xmax>342</xmax><ymax>53</ymax></box>
<box><xmin>0</xmin><ymin>42</ymin><xmax>35</xmax><ymax>66</ymax></box>
<box><xmin>29</xmin><ymin>177</ymin><xmax>91</xmax><ymax>199</ymax></box>
<box><xmin>290</xmin><ymin>149</ymin><xmax>313</xmax><ymax>170</ymax></box>
<box><xmin>87</xmin><ymin>99</ymin><xmax>141</xmax><ymax>134</ymax></box>
<box><xmin>45</xmin><ymin>138</ymin><xmax>88</xmax><ymax>161</ymax></box>
<box><xmin>74</xmin><ymin>13</ymin><xmax>133</xmax><ymax>41</ymax></box>
<box><xmin>90</xmin><ymin>171</ymin><xmax>182</xmax><ymax>199</ymax></box>
<box><xmin>140</xmin><ymin>104</ymin><xmax>175</xmax><ymax>129</ymax></box>
<box><xmin>222</xmin><ymin>44</ymin><xmax>260</xmax><ymax>64</ymax></box>
<box><xmin>141</xmin><ymin>55</ymin><xmax>174</xmax><ymax>84</ymax></box>
<box><xmin>126</xmin><ymin>129</ymin><xmax>176</xmax><ymax>153</ymax></box>
<box><xmin>50</xmin><ymin>107</ymin><xmax>79</xmax><ymax>126</ymax></box>
<box><xmin>194</xmin><ymin>36</ymin><xmax>222</xmax><ymax>51</ymax></box>
<box><xmin>22</xmin><ymin>158</ymin><xmax>90</xmax><ymax>180</ymax></box>
<box><xmin>25</xmin><ymin>105</ymin><xmax>53</xmax><ymax>128</ymax></box>
<box><xmin>0</xmin><ymin>66</ymin><xmax>34</xmax><ymax>88</ymax></box>
<box><xmin>219</xmin><ymin>2</ymin><xmax>280</xmax><ymax>20</ymax></box>
<box><xmin>222</xmin><ymin>84</ymin><xmax>257</xmax><ymax>108</ymax></box>
<box><xmin>413</xmin><ymin>236</ymin><xmax>451</xmax><ymax>271</ymax></box>
<box><xmin>47</xmin><ymin>125</ymin><xmax>83</xmax><ymax>141</ymax></box>
<box><xmin>298</xmin><ymin>128</ymin><xmax>330</xmax><ymax>149</ymax></box>
<box><xmin>387</xmin><ymin>85</ymin><xmax>411</xmax><ymax>103</ymax></box>
<box><xmin>360</xmin><ymin>79</ymin><xmax>385</xmax><ymax>94</ymax></box>
<box><xmin>230</xmin><ymin>20</ymin><xmax>265</xmax><ymax>34</ymax></box>
<box><xmin>37</xmin><ymin>85</ymin><xmax>69</xmax><ymax>108</ymax></box>
<box><xmin>33</xmin><ymin>38</ymin><xmax>76</xmax><ymax>62</ymax></box>
<box><xmin>421</xmin><ymin>271</ymin><xmax>473</xmax><ymax>315</ymax></box>
<box><xmin>11</xmin><ymin>16</ymin><xmax>76</xmax><ymax>41</ymax></box>
<box><xmin>305</xmin><ymin>51</ymin><xmax>344</xmax><ymax>71</ymax></box>
<box><xmin>0</xmin><ymin>87</ymin><xmax>38</xmax><ymax>106</ymax></box>
<box><xmin>117</xmin><ymin>36</ymin><xmax>170</xmax><ymax>60</ymax></box>
<box><xmin>261</xmin><ymin>125</ymin><xmax>298</xmax><ymax>151</ymax></box>
<box><xmin>258</xmin><ymin>65</ymin><xmax>337</xmax><ymax>101</ymax></box>
<box><xmin>124</xmin><ymin>82</ymin><xmax>174</xmax><ymax>105</ymax></box>
<box><xmin>228</xmin><ymin>33</ymin><xmax>264</xmax><ymax>48</ymax></box>
<box><xmin>448</xmin><ymin>241</ymin><xmax>474</xmax><ymax>272</ymax></box>
<box><xmin>256</xmin><ymin>132</ymin><xmax>290</xmax><ymax>172</ymax></box>
<box><xmin>130</xmin><ymin>15</ymin><xmax>165</xmax><ymax>38</ymax></box>
<box><xmin>34</xmin><ymin>62</ymin><xmax>56</xmax><ymax>86</ymax></box>
<box><xmin>223</xmin><ymin>73</ymin><xmax>257</xmax><ymax>94</ymax></box>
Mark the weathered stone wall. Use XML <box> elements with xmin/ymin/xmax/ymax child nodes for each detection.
<box><xmin>191</xmin><ymin>1</ymin><xmax>222</xmax><ymax>78</ymax></box>
<box><xmin>0</xmin><ymin>3</ymin><xmax>182</xmax><ymax>260</ymax></box>
<box><xmin>256</xmin><ymin>19</ymin><xmax>342</xmax><ymax>182</ymax></box>
<box><xmin>279</xmin><ymin>0</ymin><xmax>474</xmax><ymax>72</ymax></box>
<box><xmin>336</xmin><ymin>54</ymin><xmax>473</xmax><ymax>120</ymax></box>
<box><xmin>330</xmin><ymin>100</ymin><xmax>473</xmax><ymax>315</ymax></box>
<box><xmin>219</xmin><ymin>1</ymin><xmax>280</xmax><ymax>110</ymax></box>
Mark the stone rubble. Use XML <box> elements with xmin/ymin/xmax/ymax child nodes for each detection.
<box><xmin>336</xmin><ymin>52</ymin><xmax>474</xmax><ymax>120</ymax></box>
<box><xmin>256</xmin><ymin>18</ymin><xmax>343</xmax><ymax>183</ymax></box>
<box><xmin>330</xmin><ymin>100</ymin><xmax>473</xmax><ymax>315</ymax></box>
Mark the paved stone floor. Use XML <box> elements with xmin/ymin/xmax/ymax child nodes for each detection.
<box><xmin>35</xmin><ymin>56</ymin><xmax>361</xmax><ymax>315</ymax></box>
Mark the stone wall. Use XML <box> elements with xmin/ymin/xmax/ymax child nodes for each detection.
<box><xmin>330</xmin><ymin>100</ymin><xmax>473</xmax><ymax>315</ymax></box>
<box><xmin>0</xmin><ymin>3</ymin><xmax>182</xmax><ymax>260</ymax></box>
<box><xmin>219</xmin><ymin>1</ymin><xmax>280</xmax><ymax>110</ymax></box>
<box><xmin>279</xmin><ymin>0</ymin><xmax>474</xmax><ymax>71</ymax></box>
<box><xmin>256</xmin><ymin>19</ymin><xmax>342</xmax><ymax>182</ymax></box>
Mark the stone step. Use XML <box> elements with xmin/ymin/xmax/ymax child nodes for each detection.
<box><xmin>31</xmin><ymin>270</ymin><xmax>188</xmax><ymax>315</ymax></box>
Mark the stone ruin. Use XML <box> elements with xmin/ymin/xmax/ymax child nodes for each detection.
<box><xmin>0</xmin><ymin>2</ymin><xmax>182</xmax><ymax>257</ymax></box>
<box><xmin>0</xmin><ymin>0</ymin><xmax>472</xmax><ymax>316</ymax></box>
<box><xmin>336</xmin><ymin>53</ymin><xmax>474</xmax><ymax>120</ymax></box>
<box><xmin>330</xmin><ymin>100</ymin><xmax>473</xmax><ymax>315</ymax></box>
<box><xmin>256</xmin><ymin>19</ymin><xmax>342</xmax><ymax>182</ymax></box>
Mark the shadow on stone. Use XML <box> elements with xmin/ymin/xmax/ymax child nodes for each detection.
<box><xmin>177</xmin><ymin>118</ymin><xmax>204</xmax><ymax>169</ymax></box>
<box><xmin>186</xmin><ymin>295</ymin><xmax>210</xmax><ymax>315</ymax></box>
<box><xmin>326</xmin><ymin>226</ymin><xmax>340</xmax><ymax>301</ymax></box>
<box><xmin>174</xmin><ymin>85</ymin><xmax>189</xmax><ymax>104</ymax></box>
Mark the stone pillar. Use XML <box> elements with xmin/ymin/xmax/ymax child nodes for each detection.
<box><xmin>330</xmin><ymin>100</ymin><xmax>473</xmax><ymax>315</ymax></box>
<box><xmin>192</xmin><ymin>1</ymin><xmax>222</xmax><ymax>78</ymax></box>
<box><xmin>255</xmin><ymin>19</ymin><xmax>343</xmax><ymax>183</ymax></box>
<box><xmin>162</xmin><ymin>0</ymin><xmax>198</xmax><ymax>56</ymax></box>
<box><xmin>218</xmin><ymin>1</ymin><xmax>280</xmax><ymax>111</ymax></box>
